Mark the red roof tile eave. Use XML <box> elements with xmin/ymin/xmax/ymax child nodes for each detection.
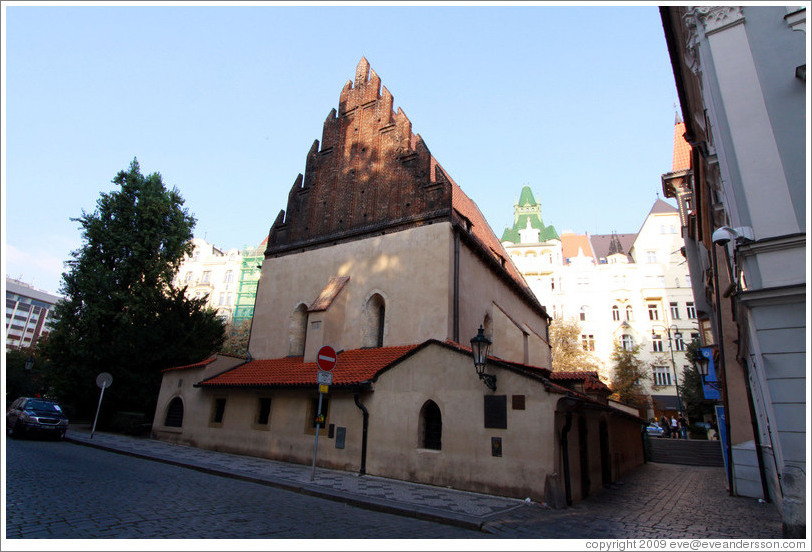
<box><xmin>162</xmin><ymin>356</ymin><xmax>218</xmax><ymax>373</ymax></box>
<box><xmin>196</xmin><ymin>381</ymin><xmax>373</xmax><ymax>389</ymax></box>
<box><xmin>198</xmin><ymin>344</ymin><xmax>424</xmax><ymax>388</ymax></box>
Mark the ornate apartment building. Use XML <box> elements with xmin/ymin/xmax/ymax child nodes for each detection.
<box><xmin>173</xmin><ymin>238</ymin><xmax>243</xmax><ymax>323</ymax></box>
<box><xmin>502</xmin><ymin>181</ymin><xmax>697</xmax><ymax>419</ymax></box>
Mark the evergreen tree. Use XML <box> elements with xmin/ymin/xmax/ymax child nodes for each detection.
<box><xmin>609</xmin><ymin>342</ymin><xmax>649</xmax><ymax>409</ymax></box>
<box><xmin>43</xmin><ymin>159</ymin><xmax>225</xmax><ymax>420</ymax></box>
<box><xmin>679</xmin><ymin>339</ymin><xmax>716</xmax><ymax>422</ymax></box>
<box><xmin>549</xmin><ymin>317</ymin><xmax>603</xmax><ymax>373</ymax></box>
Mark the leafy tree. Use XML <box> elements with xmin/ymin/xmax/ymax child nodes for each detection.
<box><xmin>5</xmin><ymin>346</ymin><xmax>53</xmax><ymax>405</ymax></box>
<box><xmin>549</xmin><ymin>317</ymin><xmax>603</xmax><ymax>373</ymax></box>
<box><xmin>608</xmin><ymin>342</ymin><xmax>649</xmax><ymax>409</ymax></box>
<box><xmin>43</xmin><ymin>159</ymin><xmax>225</xmax><ymax>421</ymax></box>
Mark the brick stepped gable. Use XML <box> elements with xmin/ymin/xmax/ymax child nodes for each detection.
<box><xmin>266</xmin><ymin>57</ymin><xmax>454</xmax><ymax>256</ymax></box>
<box><xmin>647</xmin><ymin>437</ymin><xmax>725</xmax><ymax>467</ymax></box>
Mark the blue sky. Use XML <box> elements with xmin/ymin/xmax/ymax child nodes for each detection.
<box><xmin>3</xmin><ymin>2</ymin><xmax>679</xmax><ymax>295</ymax></box>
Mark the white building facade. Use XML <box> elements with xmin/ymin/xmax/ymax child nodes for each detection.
<box><xmin>173</xmin><ymin>238</ymin><xmax>243</xmax><ymax>322</ymax></box>
<box><xmin>5</xmin><ymin>278</ymin><xmax>63</xmax><ymax>350</ymax></box>
<box><xmin>502</xmin><ymin>188</ymin><xmax>698</xmax><ymax>417</ymax></box>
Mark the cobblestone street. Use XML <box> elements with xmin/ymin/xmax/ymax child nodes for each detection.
<box><xmin>6</xmin><ymin>431</ymin><xmax>789</xmax><ymax>543</ymax></box>
<box><xmin>5</xmin><ymin>438</ymin><xmax>484</xmax><ymax>539</ymax></box>
<box><xmin>483</xmin><ymin>462</ymin><xmax>783</xmax><ymax>539</ymax></box>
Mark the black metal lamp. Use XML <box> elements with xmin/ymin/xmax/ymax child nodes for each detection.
<box><xmin>696</xmin><ymin>355</ymin><xmax>710</xmax><ymax>377</ymax></box>
<box><xmin>470</xmin><ymin>326</ymin><xmax>496</xmax><ymax>391</ymax></box>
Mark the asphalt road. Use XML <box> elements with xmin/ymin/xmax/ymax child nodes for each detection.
<box><xmin>5</xmin><ymin>437</ymin><xmax>486</xmax><ymax>539</ymax></box>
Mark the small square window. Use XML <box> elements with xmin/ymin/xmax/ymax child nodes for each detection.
<box><xmin>307</xmin><ymin>397</ymin><xmax>329</xmax><ymax>431</ymax></box>
<box><xmin>211</xmin><ymin>398</ymin><xmax>226</xmax><ymax>425</ymax></box>
<box><xmin>257</xmin><ymin>398</ymin><xmax>272</xmax><ymax>426</ymax></box>
<box><xmin>511</xmin><ymin>395</ymin><xmax>526</xmax><ymax>410</ymax></box>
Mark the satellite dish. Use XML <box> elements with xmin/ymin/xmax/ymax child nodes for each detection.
<box><xmin>96</xmin><ymin>372</ymin><xmax>113</xmax><ymax>389</ymax></box>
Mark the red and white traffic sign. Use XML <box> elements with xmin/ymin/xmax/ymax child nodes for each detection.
<box><xmin>316</xmin><ymin>345</ymin><xmax>337</xmax><ymax>372</ymax></box>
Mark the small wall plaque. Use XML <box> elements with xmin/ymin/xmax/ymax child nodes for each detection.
<box><xmin>335</xmin><ymin>426</ymin><xmax>346</xmax><ymax>449</ymax></box>
<box><xmin>491</xmin><ymin>436</ymin><xmax>502</xmax><ymax>457</ymax></box>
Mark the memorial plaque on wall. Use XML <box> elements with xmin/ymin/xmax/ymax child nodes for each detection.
<box><xmin>484</xmin><ymin>395</ymin><xmax>507</xmax><ymax>429</ymax></box>
<box><xmin>491</xmin><ymin>437</ymin><xmax>502</xmax><ymax>457</ymax></box>
<box><xmin>335</xmin><ymin>427</ymin><xmax>346</xmax><ymax>449</ymax></box>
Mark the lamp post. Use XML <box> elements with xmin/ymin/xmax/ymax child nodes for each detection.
<box><xmin>651</xmin><ymin>324</ymin><xmax>683</xmax><ymax>413</ymax></box>
<box><xmin>470</xmin><ymin>326</ymin><xmax>496</xmax><ymax>391</ymax></box>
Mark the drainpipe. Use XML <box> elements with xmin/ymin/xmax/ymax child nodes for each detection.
<box><xmin>561</xmin><ymin>411</ymin><xmax>573</xmax><ymax>506</ymax></box>
<box><xmin>353</xmin><ymin>393</ymin><xmax>369</xmax><ymax>475</ymax></box>
<box><xmin>453</xmin><ymin>230</ymin><xmax>460</xmax><ymax>343</ymax></box>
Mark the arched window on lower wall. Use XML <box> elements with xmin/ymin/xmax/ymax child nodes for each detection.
<box><xmin>164</xmin><ymin>397</ymin><xmax>184</xmax><ymax>428</ymax></box>
<box><xmin>418</xmin><ymin>400</ymin><xmax>442</xmax><ymax>450</ymax></box>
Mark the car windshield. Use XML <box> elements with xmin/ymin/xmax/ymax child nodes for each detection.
<box><xmin>25</xmin><ymin>400</ymin><xmax>62</xmax><ymax>413</ymax></box>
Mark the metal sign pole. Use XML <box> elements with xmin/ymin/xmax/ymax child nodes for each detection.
<box><xmin>90</xmin><ymin>382</ymin><xmax>107</xmax><ymax>440</ymax></box>
<box><xmin>310</xmin><ymin>391</ymin><xmax>324</xmax><ymax>481</ymax></box>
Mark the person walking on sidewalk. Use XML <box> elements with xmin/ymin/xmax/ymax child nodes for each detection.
<box><xmin>670</xmin><ymin>416</ymin><xmax>679</xmax><ymax>439</ymax></box>
<box><xmin>660</xmin><ymin>415</ymin><xmax>671</xmax><ymax>438</ymax></box>
<box><xmin>678</xmin><ymin>413</ymin><xmax>688</xmax><ymax>440</ymax></box>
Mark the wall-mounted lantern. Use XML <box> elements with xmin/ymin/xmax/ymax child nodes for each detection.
<box><xmin>470</xmin><ymin>326</ymin><xmax>496</xmax><ymax>392</ymax></box>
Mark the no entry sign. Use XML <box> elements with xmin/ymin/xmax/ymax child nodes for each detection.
<box><xmin>317</xmin><ymin>345</ymin><xmax>337</xmax><ymax>372</ymax></box>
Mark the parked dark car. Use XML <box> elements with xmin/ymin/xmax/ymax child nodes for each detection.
<box><xmin>6</xmin><ymin>397</ymin><xmax>69</xmax><ymax>439</ymax></box>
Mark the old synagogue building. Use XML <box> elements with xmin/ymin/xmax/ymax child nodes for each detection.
<box><xmin>152</xmin><ymin>59</ymin><xmax>645</xmax><ymax>505</ymax></box>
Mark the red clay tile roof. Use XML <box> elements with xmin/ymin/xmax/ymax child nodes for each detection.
<box><xmin>198</xmin><ymin>344</ymin><xmax>422</xmax><ymax>387</ymax></box>
<box><xmin>549</xmin><ymin>371</ymin><xmax>611</xmax><ymax>394</ymax></box>
<box><xmin>162</xmin><ymin>356</ymin><xmax>218</xmax><ymax>373</ymax></box>
<box><xmin>446</xmin><ymin>170</ymin><xmax>535</xmax><ymax>301</ymax></box>
<box><xmin>672</xmin><ymin>121</ymin><xmax>691</xmax><ymax>171</ymax></box>
<box><xmin>560</xmin><ymin>233</ymin><xmax>595</xmax><ymax>262</ymax></box>
<box><xmin>309</xmin><ymin>276</ymin><xmax>350</xmax><ymax>312</ymax></box>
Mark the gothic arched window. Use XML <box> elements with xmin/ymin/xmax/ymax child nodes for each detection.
<box><xmin>362</xmin><ymin>293</ymin><xmax>385</xmax><ymax>348</ymax></box>
<box><xmin>164</xmin><ymin>397</ymin><xmax>184</xmax><ymax>428</ymax></box>
<box><xmin>288</xmin><ymin>304</ymin><xmax>308</xmax><ymax>356</ymax></box>
<box><xmin>419</xmin><ymin>400</ymin><xmax>442</xmax><ymax>450</ymax></box>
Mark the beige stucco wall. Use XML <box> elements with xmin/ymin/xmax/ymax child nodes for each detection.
<box><xmin>250</xmin><ymin>222</ymin><xmax>550</xmax><ymax>369</ymax></box>
<box><xmin>250</xmin><ymin>223</ymin><xmax>454</xmax><ymax>361</ymax></box>
<box><xmin>153</xmin><ymin>360</ymin><xmax>367</xmax><ymax>470</ymax></box>
<box><xmin>456</xmin><ymin>236</ymin><xmax>550</xmax><ymax>367</ymax></box>
<box><xmin>152</xmin><ymin>345</ymin><xmax>643</xmax><ymax>503</ymax></box>
<box><xmin>363</xmin><ymin>344</ymin><xmax>559</xmax><ymax>500</ymax></box>
<box><xmin>152</xmin><ymin>355</ymin><xmax>246</xmax><ymax>446</ymax></box>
